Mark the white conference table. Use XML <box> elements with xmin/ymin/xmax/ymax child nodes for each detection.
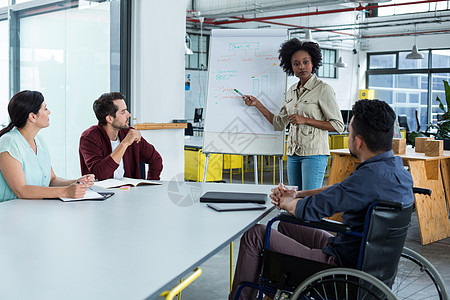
<box><xmin>0</xmin><ymin>181</ymin><xmax>275</xmax><ymax>300</ymax></box>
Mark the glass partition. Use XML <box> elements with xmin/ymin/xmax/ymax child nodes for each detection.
<box><xmin>369</xmin><ymin>73</ymin><xmax>428</xmax><ymax>131</ymax></box>
<box><xmin>0</xmin><ymin>20</ymin><xmax>8</xmax><ymax>127</ymax></box>
<box><xmin>20</xmin><ymin>3</ymin><xmax>111</xmax><ymax>177</ymax></box>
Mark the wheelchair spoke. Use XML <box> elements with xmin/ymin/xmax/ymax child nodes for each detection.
<box><xmin>392</xmin><ymin>248</ymin><xmax>447</xmax><ymax>300</ymax></box>
<box><xmin>312</xmin><ymin>287</ymin><xmax>326</xmax><ymax>300</ymax></box>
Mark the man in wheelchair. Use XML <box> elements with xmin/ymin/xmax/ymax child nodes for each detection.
<box><xmin>229</xmin><ymin>100</ymin><xmax>415</xmax><ymax>300</ymax></box>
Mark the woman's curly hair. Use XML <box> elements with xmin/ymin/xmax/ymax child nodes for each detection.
<box><xmin>278</xmin><ymin>38</ymin><xmax>322</xmax><ymax>76</ymax></box>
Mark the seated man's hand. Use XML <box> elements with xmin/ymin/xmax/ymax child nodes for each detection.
<box><xmin>278</xmin><ymin>188</ymin><xmax>300</xmax><ymax>215</ymax></box>
<box><xmin>270</xmin><ymin>183</ymin><xmax>296</xmax><ymax>210</ymax></box>
<box><xmin>123</xmin><ymin>129</ymin><xmax>141</xmax><ymax>146</ymax></box>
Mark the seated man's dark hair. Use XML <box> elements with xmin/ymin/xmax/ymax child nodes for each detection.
<box><xmin>278</xmin><ymin>38</ymin><xmax>322</xmax><ymax>76</ymax></box>
<box><xmin>351</xmin><ymin>99</ymin><xmax>396</xmax><ymax>153</ymax></box>
<box><xmin>93</xmin><ymin>92</ymin><xmax>125</xmax><ymax>125</ymax></box>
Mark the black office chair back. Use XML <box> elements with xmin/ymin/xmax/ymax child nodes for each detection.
<box><xmin>185</xmin><ymin>122</ymin><xmax>193</xmax><ymax>136</ymax></box>
<box><xmin>398</xmin><ymin>115</ymin><xmax>410</xmax><ymax>133</ymax></box>
<box><xmin>360</xmin><ymin>201</ymin><xmax>413</xmax><ymax>288</ymax></box>
<box><xmin>139</xmin><ymin>161</ymin><xmax>146</xmax><ymax>179</ymax></box>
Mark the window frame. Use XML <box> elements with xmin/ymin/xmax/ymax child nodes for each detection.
<box><xmin>318</xmin><ymin>48</ymin><xmax>337</xmax><ymax>79</ymax></box>
<box><xmin>6</xmin><ymin>0</ymin><xmax>131</xmax><ymax>107</ymax></box>
<box><xmin>367</xmin><ymin>48</ymin><xmax>450</xmax><ymax>127</ymax></box>
<box><xmin>185</xmin><ymin>32</ymin><xmax>209</xmax><ymax>71</ymax></box>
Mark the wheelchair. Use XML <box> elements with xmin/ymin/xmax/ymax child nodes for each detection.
<box><xmin>235</xmin><ymin>187</ymin><xmax>448</xmax><ymax>300</ymax></box>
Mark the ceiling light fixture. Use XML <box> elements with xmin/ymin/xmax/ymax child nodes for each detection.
<box><xmin>303</xmin><ymin>29</ymin><xmax>316</xmax><ymax>43</ymax></box>
<box><xmin>406</xmin><ymin>45</ymin><xmax>424</xmax><ymax>59</ymax></box>
<box><xmin>406</xmin><ymin>24</ymin><xmax>424</xmax><ymax>60</ymax></box>
<box><xmin>185</xmin><ymin>33</ymin><xmax>193</xmax><ymax>55</ymax></box>
<box><xmin>303</xmin><ymin>4</ymin><xmax>317</xmax><ymax>43</ymax></box>
<box><xmin>335</xmin><ymin>56</ymin><xmax>348</xmax><ymax>68</ymax></box>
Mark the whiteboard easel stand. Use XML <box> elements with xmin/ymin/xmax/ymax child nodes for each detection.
<box><xmin>253</xmin><ymin>155</ymin><xmax>258</xmax><ymax>185</ymax></box>
<box><xmin>202</xmin><ymin>153</ymin><xmax>283</xmax><ymax>185</ymax></box>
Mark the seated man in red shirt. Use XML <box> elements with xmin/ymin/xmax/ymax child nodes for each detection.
<box><xmin>79</xmin><ymin>92</ymin><xmax>163</xmax><ymax>181</ymax></box>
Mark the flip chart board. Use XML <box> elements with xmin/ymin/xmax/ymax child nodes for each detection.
<box><xmin>203</xmin><ymin>29</ymin><xmax>287</xmax><ymax>155</ymax></box>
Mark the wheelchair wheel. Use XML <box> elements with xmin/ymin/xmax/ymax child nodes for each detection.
<box><xmin>291</xmin><ymin>268</ymin><xmax>397</xmax><ymax>300</ymax></box>
<box><xmin>393</xmin><ymin>247</ymin><xmax>448</xmax><ymax>300</ymax></box>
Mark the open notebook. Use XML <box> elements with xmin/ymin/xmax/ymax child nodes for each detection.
<box><xmin>94</xmin><ymin>177</ymin><xmax>162</xmax><ymax>189</ymax></box>
<box><xmin>60</xmin><ymin>190</ymin><xmax>114</xmax><ymax>202</ymax></box>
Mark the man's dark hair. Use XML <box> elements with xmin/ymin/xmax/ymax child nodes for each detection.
<box><xmin>278</xmin><ymin>38</ymin><xmax>322</xmax><ymax>76</ymax></box>
<box><xmin>93</xmin><ymin>92</ymin><xmax>125</xmax><ymax>125</ymax></box>
<box><xmin>351</xmin><ymin>99</ymin><xmax>396</xmax><ymax>152</ymax></box>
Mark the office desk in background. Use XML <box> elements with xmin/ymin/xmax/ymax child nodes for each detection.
<box><xmin>329</xmin><ymin>148</ymin><xmax>450</xmax><ymax>245</ymax></box>
<box><xmin>0</xmin><ymin>182</ymin><xmax>275</xmax><ymax>300</ymax></box>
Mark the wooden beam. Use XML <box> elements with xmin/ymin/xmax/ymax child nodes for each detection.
<box><xmin>134</xmin><ymin>123</ymin><xmax>187</xmax><ymax>130</ymax></box>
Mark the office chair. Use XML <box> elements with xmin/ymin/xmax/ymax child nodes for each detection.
<box><xmin>397</xmin><ymin>115</ymin><xmax>410</xmax><ymax>133</ymax></box>
<box><xmin>185</xmin><ymin>122</ymin><xmax>194</xmax><ymax>136</ymax></box>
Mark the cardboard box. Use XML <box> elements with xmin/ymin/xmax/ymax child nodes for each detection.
<box><xmin>415</xmin><ymin>137</ymin><xmax>434</xmax><ymax>153</ymax></box>
<box><xmin>425</xmin><ymin>140</ymin><xmax>444</xmax><ymax>157</ymax></box>
<box><xmin>392</xmin><ymin>138</ymin><xmax>406</xmax><ymax>155</ymax></box>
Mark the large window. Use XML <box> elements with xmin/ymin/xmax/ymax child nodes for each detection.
<box><xmin>19</xmin><ymin>4</ymin><xmax>111</xmax><ymax>177</ymax></box>
<box><xmin>185</xmin><ymin>33</ymin><xmax>209</xmax><ymax>70</ymax></box>
<box><xmin>0</xmin><ymin>19</ymin><xmax>8</xmax><ymax>127</ymax></box>
<box><xmin>1</xmin><ymin>1</ymin><xmax>129</xmax><ymax>178</ymax></box>
<box><xmin>378</xmin><ymin>0</ymin><xmax>450</xmax><ymax>16</ymax></box>
<box><xmin>367</xmin><ymin>50</ymin><xmax>450</xmax><ymax>131</ymax></box>
<box><xmin>318</xmin><ymin>48</ymin><xmax>336</xmax><ymax>79</ymax></box>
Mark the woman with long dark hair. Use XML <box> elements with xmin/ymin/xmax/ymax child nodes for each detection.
<box><xmin>241</xmin><ymin>39</ymin><xmax>344</xmax><ymax>191</ymax></box>
<box><xmin>0</xmin><ymin>90</ymin><xmax>94</xmax><ymax>202</ymax></box>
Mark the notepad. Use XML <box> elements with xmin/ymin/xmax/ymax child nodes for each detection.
<box><xmin>93</xmin><ymin>177</ymin><xmax>162</xmax><ymax>189</ymax></box>
<box><xmin>60</xmin><ymin>190</ymin><xmax>114</xmax><ymax>202</ymax></box>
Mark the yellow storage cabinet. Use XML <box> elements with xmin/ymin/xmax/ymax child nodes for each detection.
<box><xmin>223</xmin><ymin>154</ymin><xmax>243</xmax><ymax>170</ymax></box>
<box><xmin>185</xmin><ymin>148</ymin><xmax>223</xmax><ymax>182</ymax></box>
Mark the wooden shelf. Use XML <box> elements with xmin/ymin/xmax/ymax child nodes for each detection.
<box><xmin>134</xmin><ymin>123</ymin><xmax>187</xmax><ymax>130</ymax></box>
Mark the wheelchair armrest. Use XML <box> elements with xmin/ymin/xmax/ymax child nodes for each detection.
<box><xmin>412</xmin><ymin>187</ymin><xmax>431</xmax><ymax>196</ymax></box>
<box><xmin>275</xmin><ymin>213</ymin><xmax>353</xmax><ymax>233</ymax></box>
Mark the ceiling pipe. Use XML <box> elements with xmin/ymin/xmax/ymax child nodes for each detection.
<box><xmin>229</xmin><ymin>16</ymin><xmax>356</xmax><ymax>37</ymax></box>
<box><xmin>187</xmin><ymin>0</ymin><xmax>447</xmax><ymax>26</ymax></box>
<box><xmin>361</xmin><ymin>29</ymin><xmax>450</xmax><ymax>38</ymax></box>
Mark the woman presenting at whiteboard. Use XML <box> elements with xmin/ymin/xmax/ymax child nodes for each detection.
<box><xmin>242</xmin><ymin>38</ymin><xmax>344</xmax><ymax>190</ymax></box>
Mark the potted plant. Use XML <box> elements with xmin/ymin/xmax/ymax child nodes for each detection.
<box><xmin>406</xmin><ymin>109</ymin><xmax>430</xmax><ymax>147</ymax></box>
<box><xmin>431</xmin><ymin>79</ymin><xmax>450</xmax><ymax>150</ymax></box>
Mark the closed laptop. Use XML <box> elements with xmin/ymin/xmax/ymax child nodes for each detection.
<box><xmin>200</xmin><ymin>191</ymin><xmax>267</xmax><ymax>204</ymax></box>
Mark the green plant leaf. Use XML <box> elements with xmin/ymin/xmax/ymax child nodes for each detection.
<box><xmin>444</xmin><ymin>80</ymin><xmax>450</xmax><ymax>110</ymax></box>
<box><xmin>436</xmin><ymin>95</ymin><xmax>445</xmax><ymax>113</ymax></box>
<box><xmin>407</xmin><ymin>131</ymin><xmax>428</xmax><ymax>147</ymax></box>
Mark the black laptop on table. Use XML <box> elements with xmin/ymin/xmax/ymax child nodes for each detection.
<box><xmin>200</xmin><ymin>191</ymin><xmax>267</xmax><ymax>204</ymax></box>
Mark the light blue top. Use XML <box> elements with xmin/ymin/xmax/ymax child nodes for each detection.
<box><xmin>0</xmin><ymin>127</ymin><xmax>52</xmax><ymax>202</ymax></box>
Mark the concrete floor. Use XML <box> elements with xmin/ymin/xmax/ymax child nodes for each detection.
<box><xmin>180</xmin><ymin>163</ymin><xmax>450</xmax><ymax>299</ymax></box>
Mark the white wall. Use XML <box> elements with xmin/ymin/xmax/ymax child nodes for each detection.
<box><xmin>132</xmin><ymin>0</ymin><xmax>187</xmax><ymax>180</ymax></box>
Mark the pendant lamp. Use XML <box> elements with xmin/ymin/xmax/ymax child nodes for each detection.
<box><xmin>335</xmin><ymin>56</ymin><xmax>347</xmax><ymax>68</ymax></box>
<box><xmin>303</xmin><ymin>29</ymin><xmax>316</xmax><ymax>43</ymax></box>
<box><xmin>405</xmin><ymin>45</ymin><xmax>424</xmax><ymax>59</ymax></box>
<box><xmin>406</xmin><ymin>24</ymin><xmax>423</xmax><ymax>60</ymax></box>
<box><xmin>185</xmin><ymin>33</ymin><xmax>193</xmax><ymax>55</ymax></box>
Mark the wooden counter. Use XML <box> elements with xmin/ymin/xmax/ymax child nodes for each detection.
<box><xmin>329</xmin><ymin>148</ymin><xmax>450</xmax><ymax>245</ymax></box>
